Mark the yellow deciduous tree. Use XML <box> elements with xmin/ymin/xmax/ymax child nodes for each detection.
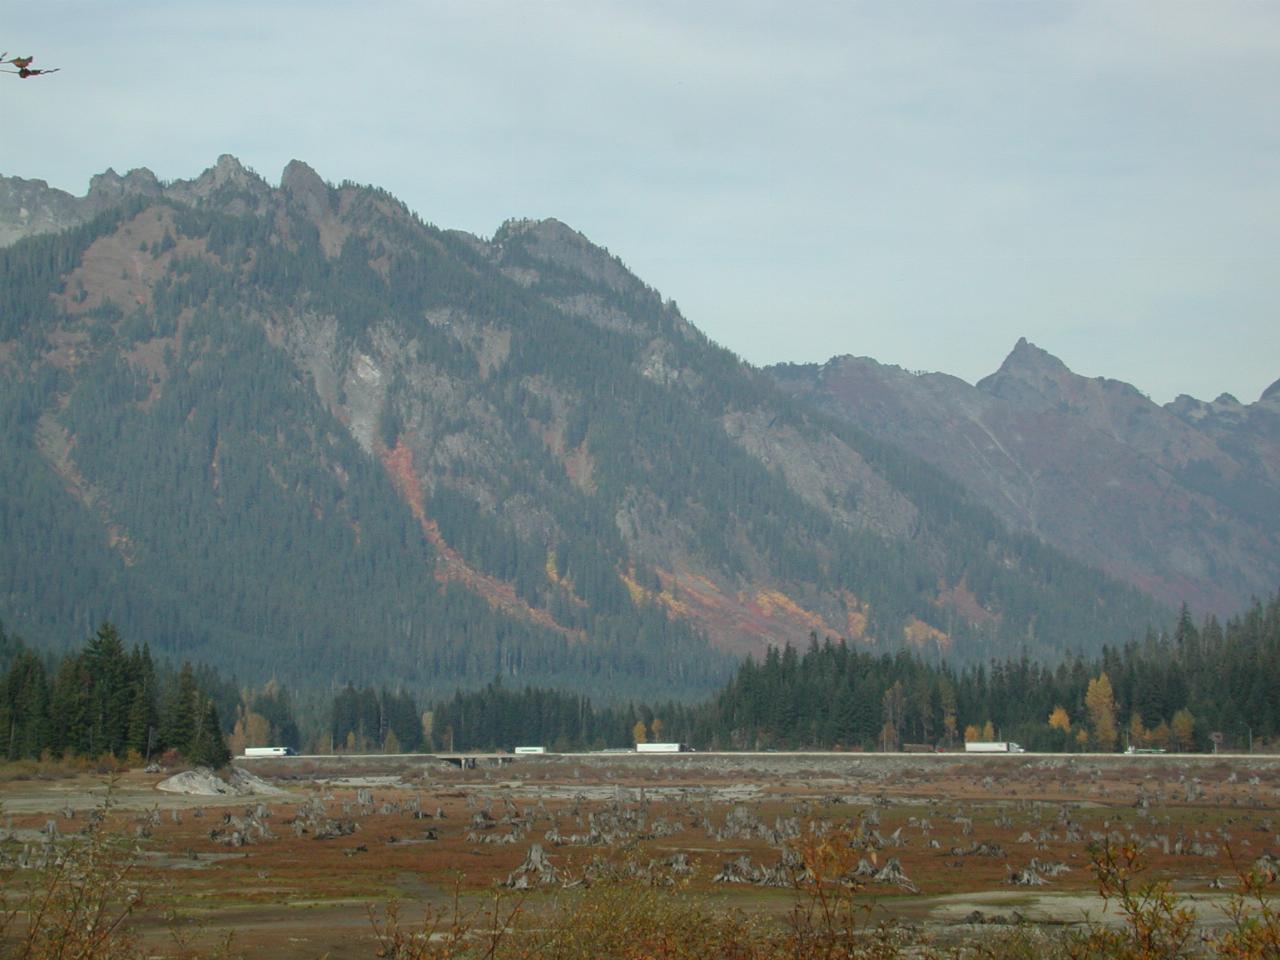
<box><xmin>963</xmin><ymin>724</ymin><xmax>980</xmax><ymax>743</ymax></box>
<box><xmin>632</xmin><ymin>720</ymin><xmax>648</xmax><ymax>745</ymax></box>
<box><xmin>1048</xmin><ymin>706</ymin><xmax>1071</xmax><ymax>733</ymax></box>
<box><xmin>1151</xmin><ymin>719</ymin><xmax>1171</xmax><ymax>750</ymax></box>
<box><xmin>228</xmin><ymin>715</ymin><xmax>247</xmax><ymax>758</ymax></box>
<box><xmin>228</xmin><ymin>708</ymin><xmax>271</xmax><ymax>757</ymax></box>
<box><xmin>1085</xmin><ymin>672</ymin><xmax>1118</xmax><ymax>751</ymax></box>
<box><xmin>244</xmin><ymin>710</ymin><xmax>270</xmax><ymax>748</ymax></box>
<box><xmin>1128</xmin><ymin>711</ymin><xmax>1149</xmax><ymax>750</ymax></box>
<box><xmin>1048</xmin><ymin>706</ymin><xmax>1071</xmax><ymax>749</ymax></box>
<box><xmin>1170</xmin><ymin>708</ymin><xmax>1195</xmax><ymax>752</ymax></box>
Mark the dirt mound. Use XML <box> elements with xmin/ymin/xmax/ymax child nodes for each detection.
<box><xmin>157</xmin><ymin>766</ymin><xmax>287</xmax><ymax>797</ymax></box>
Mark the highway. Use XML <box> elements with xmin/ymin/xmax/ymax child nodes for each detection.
<box><xmin>240</xmin><ymin>748</ymin><xmax>1270</xmax><ymax>766</ymax></box>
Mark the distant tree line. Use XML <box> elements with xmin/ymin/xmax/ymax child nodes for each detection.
<box><xmin>426</xmin><ymin>680</ymin><xmax>695</xmax><ymax>753</ymax></box>
<box><xmin>329</xmin><ymin>683</ymin><xmax>423</xmax><ymax>753</ymax></box>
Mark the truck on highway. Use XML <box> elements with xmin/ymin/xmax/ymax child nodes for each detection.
<box><xmin>636</xmin><ymin>742</ymin><xmax>692</xmax><ymax>753</ymax></box>
<box><xmin>243</xmin><ymin>746</ymin><xmax>296</xmax><ymax>758</ymax></box>
<box><xmin>964</xmin><ymin>741</ymin><xmax>1024</xmax><ymax>754</ymax></box>
<box><xmin>513</xmin><ymin>746</ymin><xmax>547</xmax><ymax>754</ymax></box>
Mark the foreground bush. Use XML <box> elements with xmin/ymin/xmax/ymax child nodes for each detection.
<box><xmin>0</xmin><ymin>793</ymin><xmax>143</xmax><ymax>959</ymax></box>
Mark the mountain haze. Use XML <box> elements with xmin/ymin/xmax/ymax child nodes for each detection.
<box><xmin>770</xmin><ymin>342</ymin><xmax>1280</xmax><ymax>614</ymax></box>
<box><xmin>0</xmin><ymin>157</ymin><xmax>1167</xmax><ymax>694</ymax></box>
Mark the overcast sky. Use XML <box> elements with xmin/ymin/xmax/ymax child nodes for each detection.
<box><xmin>5</xmin><ymin>1</ymin><xmax>1277</xmax><ymax>403</ymax></box>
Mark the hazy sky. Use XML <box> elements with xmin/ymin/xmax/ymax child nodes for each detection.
<box><xmin>5</xmin><ymin>1</ymin><xmax>1277</xmax><ymax>403</ymax></box>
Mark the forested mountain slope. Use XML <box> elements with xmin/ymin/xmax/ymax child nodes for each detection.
<box><xmin>0</xmin><ymin>157</ymin><xmax>1165</xmax><ymax>694</ymax></box>
<box><xmin>770</xmin><ymin>344</ymin><xmax>1280</xmax><ymax>615</ymax></box>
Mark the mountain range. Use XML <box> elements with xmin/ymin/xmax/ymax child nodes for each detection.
<box><xmin>1</xmin><ymin>156</ymin><xmax>1260</xmax><ymax>696</ymax></box>
<box><xmin>770</xmin><ymin>346</ymin><xmax>1280</xmax><ymax>615</ymax></box>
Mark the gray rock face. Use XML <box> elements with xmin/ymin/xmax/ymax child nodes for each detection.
<box><xmin>0</xmin><ymin>154</ymin><xmax>273</xmax><ymax>247</ymax></box>
<box><xmin>0</xmin><ymin>166</ymin><xmax>172</xmax><ymax>247</ymax></box>
<box><xmin>87</xmin><ymin>167</ymin><xmax>163</xmax><ymax>207</ymax></box>
<box><xmin>281</xmin><ymin>159</ymin><xmax>332</xmax><ymax>221</ymax></box>
<box><xmin>0</xmin><ymin>175</ymin><xmax>85</xmax><ymax>246</ymax></box>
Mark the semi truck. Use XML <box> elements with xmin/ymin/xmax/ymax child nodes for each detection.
<box><xmin>964</xmin><ymin>741</ymin><xmax>1024</xmax><ymax>754</ymax></box>
<box><xmin>513</xmin><ymin>746</ymin><xmax>547</xmax><ymax>755</ymax></box>
<box><xmin>635</xmin><ymin>742</ymin><xmax>692</xmax><ymax>753</ymax></box>
<box><xmin>243</xmin><ymin>746</ymin><xmax>296</xmax><ymax>758</ymax></box>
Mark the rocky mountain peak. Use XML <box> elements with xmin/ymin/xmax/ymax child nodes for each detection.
<box><xmin>280</xmin><ymin>159</ymin><xmax>331</xmax><ymax>220</ymax></box>
<box><xmin>161</xmin><ymin>155</ymin><xmax>270</xmax><ymax>212</ymax></box>
<box><xmin>995</xmin><ymin>337</ymin><xmax>1070</xmax><ymax>379</ymax></box>
<box><xmin>0</xmin><ymin>156</ymin><xmax>278</xmax><ymax>247</ymax></box>
<box><xmin>0</xmin><ymin>174</ymin><xmax>82</xmax><ymax>247</ymax></box>
<box><xmin>281</xmin><ymin>159</ymin><xmax>323</xmax><ymax>192</ymax></box>
<box><xmin>86</xmin><ymin>166</ymin><xmax>162</xmax><ymax>205</ymax></box>
<box><xmin>975</xmin><ymin>338</ymin><xmax>1075</xmax><ymax>411</ymax></box>
<box><xmin>1262</xmin><ymin>378</ymin><xmax>1280</xmax><ymax>403</ymax></box>
<box><xmin>210</xmin><ymin>154</ymin><xmax>253</xmax><ymax>185</ymax></box>
<box><xmin>821</xmin><ymin>354</ymin><xmax>872</xmax><ymax>373</ymax></box>
<box><xmin>495</xmin><ymin>217</ymin><xmax>637</xmax><ymax>294</ymax></box>
<box><xmin>1166</xmin><ymin>391</ymin><xmax>1258</xmax><ymax>425</ymax></box>
<box><xmin>1166</xmin><ymin>394</ymin><xmax>1207</xmax><ymax>420</ymax></box>
<box><xmin>495</xmin><ymin>216</ymin><xmax>576</xmax><ymax>243</ymax></box>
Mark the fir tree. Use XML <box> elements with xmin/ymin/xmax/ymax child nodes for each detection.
<box><xmin>3</xmin><ymin>650</ymin><xmax>51</xmax><ymax>760</ymax></box>
<box><xmin>125</xmin><ymin>644</ymin><xmax>159</xmax><ymax>759</ymax></box>
<box><xmin>162</xmin><ymin>662</ymin><xmax>199</xmax><ymax>756</ymax></box>
<box><xmin>187</xmin><ymin>698</ymin><xmax>231</xmax><ymax>768</ymax></box>
<box><xmin>85</xmin><ymin>623</ymin><xmax>131</xmax><ymax>758</ymax></box>
<box><xmin>49</xmin><ymin>654</ymin><xmax>91</xmax><ymax>757</ymax></box>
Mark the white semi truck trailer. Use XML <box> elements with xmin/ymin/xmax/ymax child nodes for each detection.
<box><xmin>963</xmin><ymin>741</ymin><xmax>1024</xmax><ymax>753</ymax></box>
